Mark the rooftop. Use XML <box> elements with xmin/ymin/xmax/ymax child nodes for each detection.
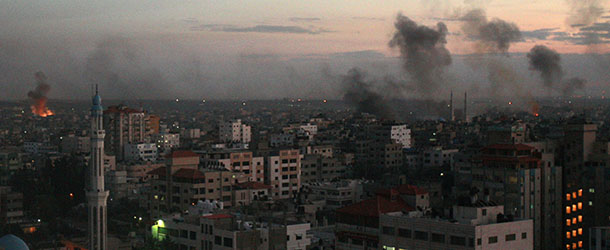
<box><xmin>336</xmin><ymin>195</ymin><xmax>414</xmax><ymax>217</ymax></box>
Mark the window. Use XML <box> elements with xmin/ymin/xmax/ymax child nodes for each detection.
<box><xmin>223</xmin><ymin>238</ymin><xmax>233</xmax><ymax>247</ymax></box>
<box><xmin>482</xmin><ymin>209</ymin><xmax>487</xmax><ymax>215</ymax></box>
<box><xmin>521</xmin><ymin>232</ymin><xmax>527</xmax><ymax>239</ymax></box>
<box><xmin>477</xmin><ymin>238</ymin><xmax>482</xmax><ymax>245</ymax></box>
<box><xmin>414</xmin><ymin>231</ymin><xmax>428</xmax><ymax>240</ymax></box>
<box><xmin>382</xmin><ymin>226</ymin><xmax>395</xmax><ymax>235</ymax></box>
<box><xmin>450</xmin><ymin>236</ymin><xmax>466</xmax><ymax>246</ymax></box>
<box><xmin>505</xmin><ymin>234</ymin><xmax>516</xmax><ymax>241</ymax></box>
<box><xmin>180</xmin><ymin>230</ymin><xmax>188</xmax><ymax>238</ymax></box>
<box><xmin>488</xmin><ymin>236</ymin><xmax>498</xmax><ymax>244</ymax></box>
<box><xmin>398</xmin><ymin>228</ymin><xmax>411</xmax><ymax>238</ymax></box>
<box><xmin>431</xmin><ymin>233</ymin><xmax>445</xmax><ymax>243</ymax></box>
<box><xmin>214</xmin><ymin>236</ymin><xmax>221</xmax><ymax>245</ymax></box>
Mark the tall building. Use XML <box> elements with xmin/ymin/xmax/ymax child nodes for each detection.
<box><xmin>103</xmin><ymin>105</ymin><xmax>154</xmax><ymax>160</ymax></box>
<box><xmin>219</xmin><ymin>119</ymin><xmax>251</xmax><ymax>144</ymax></box>
<box><xmin>87</xmin><ymin>88</ymin><xmax>109</xmax><ymax>250</ymax></box>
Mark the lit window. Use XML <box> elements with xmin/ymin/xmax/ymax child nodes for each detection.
<box><xmin>578</xmin><ymin>215</ymin><xmax>582</xmax><ymax>222</ymax></box>
<box><xmin>566</xmin><ymin>244</ymin><xmax>571</xmax><ymax>250</ymax></box>
<box><xmin>566</xmin><ymin>232</ymin><xmax>571</xmax><ymax>239</ymax></box>
<box><xmin>566</xmin><ymin>219</ymin><xmax>571</xmax><ymax>226</ymax></box>
<box><xmin>572</xmin><ymin>205</ymin><xmax>577</xmax><ymax>212</ymax></box>
<box><xmin>567</xmin><ymin>193</ymin><xmax>571</xmax><ymax>200</ymax></box>
<box><xmin>578</xmin><ymin>241</ymin><xmax>583</xmax><ymax>247</ymax></box>
<box><xmin>572</xmin><ymin>230</ymin><xmax>577</xmax><ymax>237</ymax></box>
<box><xmin>578</xmin><ymin>228</ymin><xmax>582</xmax><ymax>235</ymax></box>
<box><xmin>589</xmin><ymin>201</ymin><xmax>593</xmax><ymax>206</ymax></box>
<box><xmin>566</xmin><ymin>206</ymin><xmax>571</xmax><ymax>214</ymax></box>
<box><xmin>589</xmin><ymin>188</ymin><xmax>595</xmax><ymax>193</ymax></box>
<box><xmin>573</xmin><ymin>192</ymin><xmax>577</xmax><ymax>198</ymax></box>
<box><xmin>572</xmin><ymin>243</ymin><xmax>577</xmax><ymax>249</ymax></box>
<box><xmin>578</xmin><ymin>202</ymin><xmax>582</xmax><ymax>210</ymax></box>
<box><xmin>578</xmin><ymin>189</ymin><xmax>582</xmax><ymax>197</ymax></box>
<box><xmin>572</xmin><ymin>218</ymin><xmax>577</xmax><ymax>224</ymax></box>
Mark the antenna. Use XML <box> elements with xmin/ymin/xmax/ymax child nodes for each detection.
<box><xmin>95</xmin><ymin>84</ymin><xmax>99</xmax><ymax>95</ymax></box>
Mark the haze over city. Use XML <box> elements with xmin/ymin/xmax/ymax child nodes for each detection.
<box><xmin>1</xmin><ymin>1</ymin><xmax>610</xmax><ymax>250</ymax></box>
<box><xmin>2</xmin><ymin>0</ymin><xmax>609</xmax><ymax>101</ymax></box>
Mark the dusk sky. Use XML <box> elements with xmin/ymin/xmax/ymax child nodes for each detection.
<box><xmin>1</xmin><ymin>0</ymin><xmax>609</xmax><ymax>100</ymax></box>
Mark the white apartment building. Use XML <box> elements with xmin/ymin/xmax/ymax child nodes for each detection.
<box><xmin>219</xmin><ymin>119</ymin><xmax>251</xmax><ymax>144</ymax></box>
<box><xmin>379</xmin><ymin>203</ymin><xmax>534</xmax><ymax>250</ymax></box>
<box><xmin>390</xmin><ymin>125</ymin><xmax>411</xmax><ymax>149</ymax></box>
<box><xmin>306</xmin><ymin>180</ymin><xmax>364</xmax><ymax>209</ymax></box>
<box><xmin>265</xmin><ymin>149</ymin><xmax>302</xmax><ymax>199</ymax></box>
<box><xmin>124</xmin><ymin>143</ymin><xmax>158</xmax><ymax>162</ymax></box>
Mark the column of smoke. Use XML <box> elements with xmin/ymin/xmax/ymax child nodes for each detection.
<box><xmin>527</xmin><ymin>45</ymin><xmax>587</xmax><ymax>97</ymax></box>
<box><xmin>389</xmin><ymin>13</ymin><xmax>452</xmax><ymax>97</ymax></box>
<box><xmin>341</xmin><ymin>68</ymin><xmax>395</xmax><ymax>120</ymax></box>
<box><xmin>459</xmin><ymin>9</ymin><xmax>523</xmax><ymax>98</ymax></box>
<box><xmin>27</xmin><ymin>71</ymin><xmax>54</xmax><ymax>117</ymax></box>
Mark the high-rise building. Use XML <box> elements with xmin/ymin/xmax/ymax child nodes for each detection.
<box><xmin>103</xmin><ymin>105</ymin><xmax>155</xmax><ymax>160</ymax></box>
<box><xmin>87</xmin><ymin>87</ymin><xmax>109</xmax><ymax>250</ymax></box>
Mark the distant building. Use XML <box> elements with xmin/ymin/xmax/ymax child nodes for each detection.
<box><xmin>0</xmin><ymin>186</ymin><xmax>23</xmax><ymax>224</ymax></box>
<box><xmin>153</xmin><ymin>132</ymin><xmax>180</xmax><ymax>155</ymax></box>
<box><xmin>379</xmin><ymin>203</ymin><xmax>534</xmax><ymax>250</ymax></box>
<box><xmin>219</xmin><ymin>119</ymin><xmax>251</xmax><ymax>144</ymax></box>
<box><xmin>301</xmin><ymin>154</ymin><xmax>345</xmax><ymax>183</ymax></box>
<box><xmin>124</xmin><ymin>143</ymin><xmax>158</xmax><ymax>162</ymax></box>
<box><xmin>104</xmin><ymin>105</ymin><xmax>156</xmax><ymax>160</ymax></box>
<box><xmin>589</xmin><ymin>226</ymin><xmax>610</xmax><ymax>250</ymax></box>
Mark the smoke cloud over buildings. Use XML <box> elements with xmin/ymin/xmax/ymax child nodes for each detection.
<box><xmin>460</xmin><ymin>9</ymin><xmax>522</xmax><ymax>54</ymax></box>
<box><xmin>565</xmin><ymin>0</ymin><xmax>606</xmax><ymax>27</ymax></box>
<box><xmin>527</xmin><ymin>45</ymin><xmax>563</xmax><ymax>88</ymax></box>
<box><xmin>342</xmin><ymin>68</ymin><xmax>394</xmax><ymax>120</ymax></box>
<box><xmin>27</xmin><ymin>71</ymin><xmax>54</xmax><ymax>117</ymax></box>
<box><xmin>389</xmin><ymin>14</ymin><xmax>452</xmax><ymax>97</ymax></box>
<box><xmin>562</xmin><ymin>77</ymin><xmax>587</xmax><ymax>96</ymax></box>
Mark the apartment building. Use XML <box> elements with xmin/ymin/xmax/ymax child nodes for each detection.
<box><xmin>265</xmin><ymin>149</ymin><xmax>302</xmax><ymax>199</ymax></box>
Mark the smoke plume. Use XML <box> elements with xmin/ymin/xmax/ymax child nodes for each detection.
<box><xmin>562</xmin><ymin>77</ymin><xmax>587</xmax><ymax>96</ymax></box>
<box><xmin>460</xmin><ymin>9</ymin><xmax>522</xmax><ymax>54</ymax></box>
<box><xmin>565</xmin><ymin>0</ymin><xmax>606</xmax><ymax>27</ymax></box>
<box><xmin>342</xmin><ymin>68</ymin><xmax>394</xmax><ymax>120</ymax></box>
<box><xmin>527</xmin><ymin>45</ymin><xmax>563</xmax><ymax>88</ymax></box>
<box><xmin>27</xmin><ymin>71</ymin><xmax>54</xmax><ymax>117</ymax></box>
<box><xmin>389</xmin><ymin>14</ymin><xmax>451</xmax><ymax>96</ymax></box>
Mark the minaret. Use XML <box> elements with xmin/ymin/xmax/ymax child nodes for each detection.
<box><xmin>450</xmin><ymin>90</ymin><xmax>455</xmax><ymax>121</ymax></box>
<box><xmin>463</xmin><ymin>91</ymin><xmax>468</xmax><ymax>122</ymax></box>
<box><xmin>87</xmin><ymin>85</ymin><xmax>108</xmax><ymax>250</ymax></box>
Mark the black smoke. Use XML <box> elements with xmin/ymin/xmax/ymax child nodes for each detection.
<box><xmin>460</xmin><ymin>9</ymin><xmax>522</xmax><ymax>54</ymax></box>
<box><xmin>566</xmin><ymin>0</ymin><xmax>606</xmax><ymax>27</ymax></box>
<box><xmin>527</xmin><ymin>45</ymin><xmax>563</xmax><ymax>87</ymax></box>
<box><xmin>562</xmin><ymin>77</ymin><xmax>587</xmax><ymax>96</ymax></box>
<box><xmin>389</xmin><ymin>14</ymin><xmax>451</xmax><ymax>96</ymax></box>
<box><xmin>342</xmin><ymin>68</ymin><xmax>394</xmax><ymax>120</ymax></box>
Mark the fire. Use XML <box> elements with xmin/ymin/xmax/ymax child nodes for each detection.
<box><xmin>30</xmin><ymin>96</ymin><xmax>54</xmax><ymax>117</ymax></box>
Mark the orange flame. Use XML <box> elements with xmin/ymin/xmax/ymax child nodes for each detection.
<box><xmin>30</xmin><ymin>96</ymin><xmax>54</xmax><ymax>117</ymax></box>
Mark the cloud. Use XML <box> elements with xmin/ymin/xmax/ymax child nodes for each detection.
<box><xmin>191</xmin><ymin>24</ymin><xmax>332</xmax><ymax>34</ymax></box>
<box><xmin>521</xmin><ymin>28</ymin><xmax>559</xmax><ymax>40</ymax></box>
<box><xmin>289</xmin><ymin>17</ymin><xmax>321</xmax><ymax>22</ymax></box>
<box><xmin>551</xmin><ymin>22</ymin><xmax>610</xmax><ymax>44</ymax></box>
<box><xmin>352</xmin><ymin>16</ymin><xmax>385</xmax><ymax>21</ymax></box>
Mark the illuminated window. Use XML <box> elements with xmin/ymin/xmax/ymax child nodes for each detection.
<box><xmin>573</xmin><ymin>192</ymin><xmax>577</xmax><ymax>198</ymax></box>
<box><xmin>572</xmin><ymin>205</ymin><xmax>577</xmax><ymax>212</ymax></box>
<box><xmin>578</xmin><ymin>241</ymin><xmax>583</xmax><ymax>248</ymax></box>
<box><xmin>566</xmin><ymin>244</ymin><xmax>571</xmax><ymax>250</ymax></box>
<box><xmin>566</xmin><ymin>232</ymin><xmax>571</xmax><ymax>239</ymax></box>
<box><xmin>578</xmin><ymin>189</ymin><xmax>582</xmax><ymax>197</ymax></box>
<box><xmin>578</xmin><ymin>215</ymin><xmax>582</xmax><ymax>222</ymax></box>
<box><xmin>572</xmin><ymin>218</ymin><xmax>577</xmax><ymax>224</ymax></box>
<box><xmin>567</xmin><ymin>206</ymin><xmax>571</xmax><ymax>214</ymax></box>
<box><xmin>567</xmin><ymin>193</ymin><xmax>571</xmax><ymax>200</ymax></box>
<box><xmin>589</xmin><ymin>188</ymin><xmax>595</xmax><ymax>193</ymax></box>
<box><xmin>578</xmin><ymin>202</ymin><xmax>582</xmax><ymax>210</ymax></box>
<box><xmin>572</xmin><ymin>230</ymin><xmax>577</xmax><ymax>237</ymax></box>
<box><xmin>566</xmin><ymin>219</ymin><xmax>571</xmax><ymax>226</ymax></box>
<box><xmin>578</xmin><ymin>228</ymin><xmax>582</xmax><ymax>235</ymax></box>
<box><xmin>589</xmin><ymin>201</ymin><xmax>593</xmax><ymax>206</ymax></box>
<box><xmin>572</xmin><ymin>243</ymin><xmax>577</xmax><ymax>249</ymax></box>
